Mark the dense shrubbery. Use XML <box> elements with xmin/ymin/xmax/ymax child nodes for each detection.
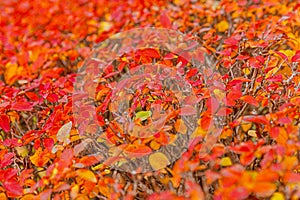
<box><xmin>0</xmin><ymin>0</ymin><xmax>300</xmax><ymax>199</ymax></box>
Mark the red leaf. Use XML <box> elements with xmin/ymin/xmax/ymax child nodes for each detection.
<box><xmin>47</xmin><ymin>93</ymin><xmax>59</xmax><ymax>103</ymax></box>
<box><xmin>160</xmin><ymin>11</ymin><xmax>172</xmax><ymax>28</ymax></box>
<box><xmin>11</xmin><ymin>101</ymin><xmax>33</xmax><ymax>111</ymax></box>
<box><xmin>3</xmin><ymin>179</ymin><xmax>23</xmax><ymax>197</ymax></box>
<box><xmin>3</xmin><ymin>138</ymin><xmax>22</xmax><ymax>147</ymax></box>
<box><xmin>274</xmin><ymin>51</ymin><xmax>288</xmax><ymax>61</ymax></box>
<box><xmin>227</xmin><ymin>90</ymin><xmax>242</xmax><ymax>100</ymax></box>
<box><xmin>43</xmin><ymin>138</ymin><xmax>54</xmax><ymax>151</ymax></box>
<box><xmin>266</xmin><ymin>74</ymin><xmax>283</xmax><ymax>82</ymax></box>
<box><xmin>270</xmin><ymin>127</ymin><xmax>280</xmax><ymax>139</ymax></box>
<box><xmin>249</xmin><ymin>57</ymin><xmax>262</xmax><ymax>68</ymax></box>
<box><xmin>236</xmin><ymin>55</ymin><xmax>250</xmax><ymax>60</ymax></box>
<box><xmin>224</xmin><ymin>37</ymin><xmax>239</xmax><ymax>46</ymax></box>
<box><xmin>291</xmin><ymin>50</ymin><xmax>300</xmax><ymax>62</ymax></box>
<box><xmin>243</xmin><ymin>115</ymin><xmax>269</xmax><ymax>125</ymax></box>
<box><xmin>255</xmin><ymin>56</ymin><xmax>265</xmax><ymax>64</ymax></box>
<box><xmin>136</xmin><ymin>48</ymin><xmax>161</xmax><ymax>59</ymax></box>
<box><xmin>228</xmin><ymin>77</ymin><xmax>251</xmax><ymax>87</ymax></box>
<box><xmin>0</xmin><ymin>153</ymin><xmax>15</xmax><ymax>168</ymax></box>
<box><xmin>241</xmin><ymin>95</ymin><xmax>259</xmax><ymax>107</ymax></box>
<box><xmin>25</xmin><ymin>91</ymin><xmax>40</xmax><ymax>101</ymax></box>
<box><xmin>0</xmin><ymin>114</ymin><xmax>10</xmax><ymax>132</ymax></box>
<box><xmin>278</xmin><ymin>117</ymin><xmax>292</xmax><ymax>124</ymax></box>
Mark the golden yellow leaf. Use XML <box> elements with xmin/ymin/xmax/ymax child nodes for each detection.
<box><xmin>76</xmin><ymin>169</ymin><xmax>97</xmax><ymax>183</ymax></box>
<box><xmin>243</xmin><ymin>68</ymin><xmax>251</xmax><ymax>75</ymax></box>
<box><xmin>220</xmin><ymin>157</ymin><xmax>232</xmax><ymax>167</ymax></box>
<box><xmin>150</xmin><ymin>140</ymin><xmax>161</xmax><ymax>150</ymax></box>
<box><xmin>216</xmin><ymin>20</ymin><xmax>229</xmax><ymax>32</ymax></box>
<box><xmin>149</xmin><ymin>152</ymin><xmax>170</xmax><ymax>170</ymax></box>
<box><xmin>279</xmin><ymin>49</ymin><xmax>295</xmax><ymax>57</ymax></box>
<box><xmin>241</xmin><ymin>122</ymin><xmax>252</xmax><ymax>132</ymax></box>
<box><xmin>271</xmin><ymin>192</ymin><xmax>285</xmax><ymax>200</ymax></box>
<box><xmin>98</xmin><ymin>21</ymin><xmax>112</xmax><ymax>34</ymax></box>
<box><xmin>174</xmin><ymin>119</ymin><xmax>187</xmax><ymax>134</ymax></box>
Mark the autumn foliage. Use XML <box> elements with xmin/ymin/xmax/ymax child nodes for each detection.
<box><xmin>1</xmin><ymin>0</ymin><xmax>300</xmax><ymax>199</ymax></box>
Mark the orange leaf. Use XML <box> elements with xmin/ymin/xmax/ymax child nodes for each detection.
<box><xmin>123</xmin><ymin>144</ymin><xmax>152</xmax><ymax>158</ymax></box>
<box><xmin>30</xmin><ymin>147</ymin><xmax>51</xmax><ymax>167</ymax></box>
<box><xmin>175</xmin><ymin>119</ymin><xmax>187</xmax><ymax>134</ymax></box>
<box><xmin>4</xmin><ymin>62</ymin><xmax>23</xmax><ymax>85</ymax></box>
<box><xmin>252</xmin><ymin>182</ymin><xmax>276</xmax><ymax>197</ymax></box>
<box><xmin>276</xmin><ymin>127</ymin><xmax>288</xmax><ymax>145</ymax></box>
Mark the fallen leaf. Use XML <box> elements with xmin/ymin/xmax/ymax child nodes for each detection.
<box><xmin>149</xmin><ymin>152</ymin><xmax>170</xmax><ymax>170</ymax></box>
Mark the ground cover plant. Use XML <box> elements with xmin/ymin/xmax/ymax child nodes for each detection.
<box><xmin>0</xmin><ymin>0</ymin><xmax>300</xmax><ymax>199</ymax></box>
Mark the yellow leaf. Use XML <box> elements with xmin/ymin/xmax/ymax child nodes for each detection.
<box><xmin>221</xmin><ymin>157</ymin><xmax>232</xmax><ymax>167</ymax></box>
<box><xmin>216</xmin><ymin>20</ymin><xmax>229</xmax><ymax>32</ymax></box>
<box><xmin>175</xmin><ymin>119</ymin><xmax>187</xmax><ymax>134</ymax></box>
<box><xmin>191</xmin><ymin>126</ymin><xmax>207</xmax><ymax>138</ymax></box>
<box><xmin>98</xmin><ymin>21</ymin><xmax>112</xmax><ymax>34</ymax></box>
<box><xmin>241</xmin><ymin>122</ymin><xmax>252</xmax><ymax>132</ymax></box>
<box><xmin>15</xmin><ymin>146</ymin><xmax>29</xmax><ymax>158</ymax></box>
<box><xmin>57</xmin><ymin>121</ymin><xmax>72</xmax><ymax>145</ymax></box>
<box><xmin>213</xmin><ymin>89</ymin><xmax>226</xmax><ymax>101</ymax></box>
<box><xmin>243</xmin><ymin>68</ymin><xmax>251</xmax><ymax>75</ymax></box>
<box><xmin>271</xmin><ymin>192</ymin><xmax>285</xmax><ymax>200</ymax></box>
<box><xmin>248</xmin><ymin>130</ymin><xmax>257</xmax><ymax>137</ymax></box>
<box><xmin>279</xmin><ymin>49</ymin><xmax>295</xmax><ymax>57</ymax></box>
<box><xmin>149</xmin><ymin>152</ymin><xmax>170</xmax><ymax>170</ymax></box>
<box><xmin>70</xmin><ymin>185</ymin><xmax>79</xmax><ymax>200</ymax></box>
<box><xmin>76</xmin><ymin>169</ymin><xmax>97</xmax><ymax>183</ymax></box>
<box><xmin>265</xmin><ymin>67</ymin><xmax>279</xmax><ymax>79</ymax></box>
